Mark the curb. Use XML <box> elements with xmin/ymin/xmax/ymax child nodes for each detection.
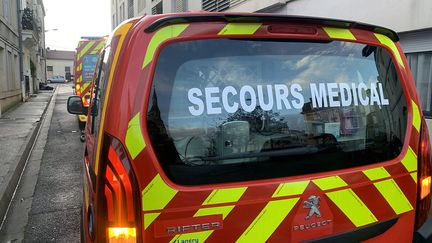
<box><xmin>0</xmin><ymin>88</ymin><xmax>58</xmax><ymax>225</ymax></box>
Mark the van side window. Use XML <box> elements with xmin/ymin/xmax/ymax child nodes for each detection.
<box><xmin>91</xmin><ymin>47</ymin><xmax>111</xmax><ymax>134</ymax></box>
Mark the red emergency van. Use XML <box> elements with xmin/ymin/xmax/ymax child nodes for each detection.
<box><xmin>67</xmin><ymin>13</ymin><xmax>432</xmax><ymax>242</ymax></box>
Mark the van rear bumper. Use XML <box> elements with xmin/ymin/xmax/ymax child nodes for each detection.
<box><xmin>414</xmin><ymin>219</ymin><xmax>432</xmax><ymax>243</ymax></box>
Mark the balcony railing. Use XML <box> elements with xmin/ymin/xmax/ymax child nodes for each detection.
<box><xmin>22</xmin><ymin>7</ymin><xmax>34</xmax><ymax>30</ymax></box>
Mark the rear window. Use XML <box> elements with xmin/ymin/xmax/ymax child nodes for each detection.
<box><xmin>147</xmin><ymin>38</ymin><xmax>407</xmax><ymax>185</ymax></box>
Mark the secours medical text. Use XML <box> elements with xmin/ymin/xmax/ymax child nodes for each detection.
<box><xmin>187</xmin><ymin>82</ymin><xmax>389</xmax><ymax>116</ymax></box>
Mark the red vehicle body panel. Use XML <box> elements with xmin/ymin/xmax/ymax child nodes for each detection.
<box><xmin>80</xmin><ymin>13</ymin><xmax>428</xmax><ymax>243</ymax></box>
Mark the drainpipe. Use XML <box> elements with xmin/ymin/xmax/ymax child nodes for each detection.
<box><xmin>17</xmin><ymin>0</ymin><xmax>25</xmax><ymax>102</ymax></box>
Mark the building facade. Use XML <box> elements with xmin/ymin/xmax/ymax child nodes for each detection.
<box><xmin>46</xmin><ymin>49</ymin><xmax>74</xmax><ymax>81</ymax></box>
<box><xmin>0</xmin><ymin>0</ymin><xmax>46</xmax><ymax>117</ymax></box>
<box><xmin>0</xmin><ymin>0</ymin><xmax>21</xmax><ymax>116</ymax></box>
<box><xmin>111</xmin><ymin>0</ymin><xmax>202</xmax><ymax>30</ymax></box>
<box><xmin>21</xmin><ymin>0</ymin><xmax>46</xmax><ymax>97</ymax></box>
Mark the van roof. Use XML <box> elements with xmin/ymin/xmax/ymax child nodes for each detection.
<box><xmin>144</xmin><ymin>13</ymin><xmax>399</xmax><ymax>41</ymax></box>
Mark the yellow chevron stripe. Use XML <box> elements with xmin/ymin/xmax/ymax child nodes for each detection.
<box><xmin>374</xmin><ymin>33</ymin><xmax>405</xmax><ymax>68</ymax></box>
<box><xmin>323</xmin><ymin>27</ymin><xmax>356</xmax><ymax>40</ymax></box>
<box><xmin>411</xmin><ymin>100</ymin><xmax>421</xmax><ymax>132</ymax></box>
<box><xmin>313</xmin><ymin>176</ymin><xmax>347</xmax><ymax>190</ymax></box>
<box><xmin>169</xmin><ymin>206</ymin><xmax>234</xmax><ymax>243</ymax></box>
<box><xmin>90</xmin><ymin>40</ymin><xmax>106</xmax><ymax>54</ymax></box>
<box><xmin>411</xmin><ymin>172</ymin><xmax>417</xmax><ymax>183</ymax></box>
<box><xmin>142</xmin><ymin>24</ymin><xmax>189</xmax><ymax>69</ymax></box>
<box><xmin>80</xmin><ymin>82</ymin><xmax>90</xmax><ymax>93</ymax></box>
<box><xmin>203</xmin><ymin>187</ymin><xmax>247</xmax><ymax>205</ymax></box>
<box><xmin>363</xmin><ymin>167</ymin><xmax>391</xmax><ymax>181</ymax></box>
<box><xmin>144</xmin><ymin>213</ymin><xmax>160</xmax><ymax>229</ymax></box>
<box><xmin>236</xmin><ymin>198</ymin><xmax>299</xmax><ymax>242</ymax></box>
<box><xmin>401</xmin><ymin>146</ymin><xmax>418</xmax><ymax>173</ymax></box>
<box><xmin>125</xmin><ymin>113</ymin><xmax>146</xmax><ymax>159</ymax></box>
<box><xmin>142</xmin><ymin>174</ymin><xmax>177</xmax><ymax>211</ymax></box>
<box><xmin>374</xmin><ymin>179</ymin><xmax>413</xmax><ymax>215</ymax></box>
<box><xmin>326</xmin><ymin>189</ymin><xmax>377</xmax><ymax>227</ymax></box>
<box><xmin>79</xmin><ymin>41</ymin><xmax>95</xmax><ymax>59</ymax></box>
<box><xmin>170</xmin><ymin>187</ymin><xmax>246</xmax><ymax>242</ymax></box>
<box><xmin>218</xmin><ymin>23</ymin><xmax>262</xmax><ymax>35</ymax></box>
<box><xmin>272</xmin><ymin>180</ymin><xmax>310</xmax><ymax>197</ymax></box>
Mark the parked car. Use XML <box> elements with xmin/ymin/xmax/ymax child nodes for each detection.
<box><xmin>67</xmin><ymin>13</ymin><xmax>432</xmax><ymax>242</ymax></box>
<box><xmin>47</xmin><ymin>75</ymin><xmax>65</xmax><ymax>83</ymax></box>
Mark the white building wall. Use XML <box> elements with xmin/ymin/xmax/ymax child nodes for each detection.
<box><xmin>227</xmin><ymin>0</ymin><xmax>432</xmax><ymax>33</ymax></box>
<box><xmin>46</xmin><ymin>59</ymin><xmax>74</xmax><ymax>78</ymax></box>
<box><xmin>112</xmin><ymin>0</ymin><xmax>204</xmax><ymax>30</ymax></box>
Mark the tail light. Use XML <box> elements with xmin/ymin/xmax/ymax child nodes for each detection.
<box><xmin>76</xmin><ymin>84</ymin><xmax>81</xmax><ymax>96</ymax></box>
<box><xmin>415</xmin><ymin>120</ymin><xmax>432</xmax><ymax>229</ymax></box>
<box><xmin>99</xmin><ymin>136</ymin><xmax>141</xmax><ymax>242</ymax></box>
<box><xmin>83</xmin><ymin>95</ymin><xmax>91</xmax><ymax>107</ymax></box>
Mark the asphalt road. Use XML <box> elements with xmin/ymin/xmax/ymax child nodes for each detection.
<box><xmin>0</xmin><ymin>84</ymin><xmax>83</xmax><ymax>242</ymax></box>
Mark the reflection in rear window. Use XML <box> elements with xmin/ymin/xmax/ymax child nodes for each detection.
<box><xmin>147</xmin><ymin>39</ymin><xmax>407</xmax><ymax>185</ymax></box>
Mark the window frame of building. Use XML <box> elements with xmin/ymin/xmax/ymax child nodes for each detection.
<box><xmin>202</xmin><ymin>0</ymin><xmax>229</xmax><ymax>12</ymax></box>
<box><xmin>2</xmin><ymin>0</ymin><xmax>10</xmax><ymax>22</ymax></box>
<box><xmin>119</xmin><ymin>2</ymin><xmax>124</xmax><ymax>22</ymax></box>
<box><xmin>152</xmin><ymin>1</ymin><xmax>162</xmax><ymax>14</ymax></box>
<box><xmin>128</xmin><ymin>0</ymin><xmax>134</xmax><ymax>18</ymax></box>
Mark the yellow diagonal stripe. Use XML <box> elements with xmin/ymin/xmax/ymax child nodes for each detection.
<box><xmin>326</xmin><ymin>189</ymin><xmax>377</xmax><ymax>227</ymax></box>
<box><xmin>411</xmin><ymin>100</ymin><xmax>421</xmax><ymax>132</ymax></box>
<box><xmin>401</xmin><ymin>146</ymin><xmax>417</xmax><ymax>172</ymax></box>
<box><xmin>144</xmin><ymin>213</ymin><xmax>160</xmax><ymax>229</ymax></box>
<box><xmin>169</xmin><ymin>187</ymin><xmax>246</xmax><ymax>242</ymax></box>
<box><xmin>236</xmin><ymin>198</ymin><xmax>299</xmax><ymax>243</ymax></box>
<box><xmin>125</xmin><ymin>113</ymin><xmax>146</xmax><ymax>159</ymax></box>
<box><xmin>272</xmin><ymin>180</ymin><xmax>310</xmax><ymax>197</ymax></box>
<box><xmin>203</xmin><ymin>187</ymin><xmax>247</xmax><ymax>205</ymax></box>
<box><xmin>313</xmin><ymin>176</ymin><xmax>347</xmax><ymax>191</ymax></box>
<box><xmin>80</xmin><ymin>82</ymin><xmax>90</xmax><ymax>93</ymax></box>
<box><xmin>142</xmin><ymin>174</ymin><xmax>178</xmax><ymax>211</ymax></box>
<box><xmin>323</xmin><ymin>27</ymin><xmax>356</xmax><ymax>40</ymax></box>
<box><xmin>79</xmin><ymin>41</ymin><xmax>95</xmax><ymax>59</ymax></box>
<box><xmin>411</xmin><ymin>172</ymin><xmax>417</xmax><ymax>183</ymax></box>
<box><xmin>218</xmin><ymin>23</ymin><xmax>262</xmax><ymax>35</ymax></box>
<box><xmin>90</xmin><ymin>40</ymin><xmax>106</xmax><ymax>54</ymax></box>
<box><xmin>170</xmin><ymin>206</ymin><xmax>234</xmax><ymax>243</ymax></box>
<box><xmin>374</xmin><ymin>33</ymin><xmax>405</xmax><ymax>68</ymax></box>
<box><xmin>374</xmin><ymin>179</ymin><xmax>413</xmax><ymax>215</ymax></box>
<box><xmin>142</xmin><ymin>24</ymin><xmax>189</xmax><ymax>69</ymax></box>
<box><xmin>363</xmin><ymin>167</ymin><xmax>391</xmax><ymax>181</ymax></box>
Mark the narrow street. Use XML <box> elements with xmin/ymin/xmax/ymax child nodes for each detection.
<box><xmin>0</xmin><ymin>84</ymin><xmax>83</xmax><ymax>242</ymax></box>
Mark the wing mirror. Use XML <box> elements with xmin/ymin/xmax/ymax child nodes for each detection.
<box><xmin>67</xmin><ymin>96</ymin><xmax>85</xmax><ymax>115</ymax></box>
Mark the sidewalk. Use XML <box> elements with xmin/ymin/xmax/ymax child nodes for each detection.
<box><xmin>0</xmin><ymin>89</ymin><xmax>55</xmax><ymax>223</ymax></box>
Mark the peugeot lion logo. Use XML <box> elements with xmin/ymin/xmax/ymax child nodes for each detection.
<box><xmin>303</xmin><ymin>196</ymin><xmax>321</xmax><ymax>220</ymax></box>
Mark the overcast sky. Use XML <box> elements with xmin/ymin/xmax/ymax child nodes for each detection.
<box><xmin>44</xmin><ymin>0</ymin><xmax>111</xmax><ymax>51</ymax></box>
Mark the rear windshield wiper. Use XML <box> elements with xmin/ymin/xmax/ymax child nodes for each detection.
<box><xmin>189</xmin><ymin>146</ymin><xmax>320</xmax><ymax>162</ymax></box>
